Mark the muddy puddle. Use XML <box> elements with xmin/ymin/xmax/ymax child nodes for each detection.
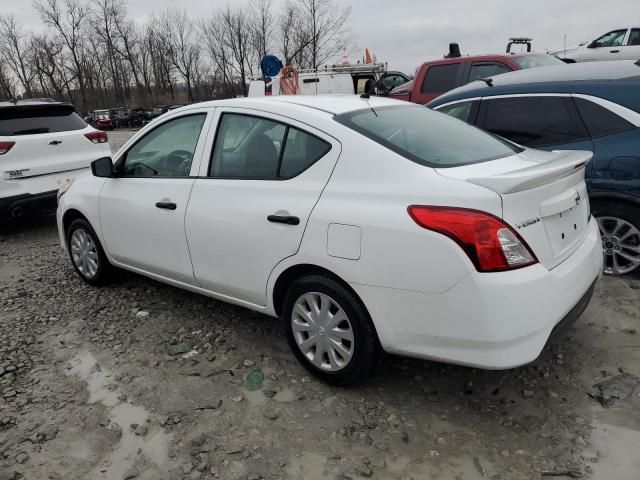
<box><xmin>67</xmin><ymin>350</ymin><xmax>174</xmax><ymax>479</ymax></box>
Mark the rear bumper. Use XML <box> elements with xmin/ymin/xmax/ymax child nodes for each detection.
<box><xmin>0</xmin><ymin>190</ymin><xmax>58</xmax><ymax>219</ymax></box>
<box><xmin>351</xmin><ymin>217</ymin><xmax>603</xmax><ymax>369</ymax></box>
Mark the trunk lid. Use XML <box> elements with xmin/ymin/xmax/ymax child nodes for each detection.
<box><xmin>1</xmin><ymin>126</ymin><xmax>106</xmax><ymax>181</ymax></box>
<box><xmin>436</xmin><ymin>148</ymin><xmax>593</xmax><ymax>269</ymax></box>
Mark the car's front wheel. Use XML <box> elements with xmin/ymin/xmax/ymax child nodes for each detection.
<box><xmin>282</xmin><ymin>275</ymin><xmax>381</xmax><ymax>385</ymax></box>
<box><xmin>66</xmin><ymin>218</ymin><xmax>113</xmax><ymax>285</ymax></box>
<box><xmin>592</xmin><ymin>200</ymin><xmax>640</xmax><ymax>275</ymax></box>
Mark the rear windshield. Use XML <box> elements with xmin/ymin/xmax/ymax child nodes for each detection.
<box><xmin>0</xmin><ymin>106</ymin><xmax>86</xmax><ymax>136</ymax></box>
<box><xmin>512</xmin><ymin>54</ymin><xmax>565</xmax><ymax>69</ymax></box>
<box><xmin>335</xmin><ymin>105</ymin><xmax>519</xmax><ymax>168</ymax></box>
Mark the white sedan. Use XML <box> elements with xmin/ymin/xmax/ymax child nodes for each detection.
<box><xmin>57</xmin><ymin>96</ymin><xmax>603</xmax><ymax>385</ymax></box>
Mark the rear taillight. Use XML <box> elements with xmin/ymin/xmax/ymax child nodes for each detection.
<box><xmin>84</xmin><ymin>131</ymin><xmax>108</xmax><ymax>144</ymax></box>
<box><xmin>407</xmin><ymin>206</ymin><xmax>537</xmax><ymax>272</ymax></box>
<box><xmin>0</xmin><ymin>141</ymin><xmax>15</xmax><ymax>155</ymax></box>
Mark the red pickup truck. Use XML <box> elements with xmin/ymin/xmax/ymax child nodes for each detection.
<box><xmin>389</xmin><ymin>53</ymin><xmax>564</xmax><ymax>104</ymax></box>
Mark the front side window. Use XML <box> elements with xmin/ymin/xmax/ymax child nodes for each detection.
<box><xmin>210</xmin><ymin>113</ymin><xmax>331</xmax><ymax>179</ymax></box>
<box><xmin>436</xmin><ymin>101</ymin><xmax>474</xmax><ymax>123</ymax></box>
<box><xmin>380</xmin><ymin>74</ymin><xmax>408</xmax><ymax>89</ymax></box>
<box><xmin>479</xmin><ymin>96</ymin><xmax>589</xmax><ymax>147</ymax></box>
<box><xmin>628</xmin><ymin>29</ymin><xmax>640</xmax><ymax>46</ymax></box>
<box><xmin>593</xmin><ymin>30</ymin><xmax>627</xmax><ymax>48</ymax></box>
<box><xmin>574</xmin><ymin>98</ymin><xmax>635</xmax><ymax>138</ymax></box>
<box><xmin>468</xmin><ymin>63</ymin><xmax>511</xmax><ymax>83</ymax></box>
<box><xmin>121</xmin><ymin>114</ymin><xmax>206</xmax><ymax>177</ymax></box>
<box><xmin>421</xmin><ymin>63</ymin><xmax>460</xmax><ymax>93</ymax></box>
<box><xmin>335</xmin><ymin>105</ymin><xmax>519</xmax><ymax>168</ymax></box>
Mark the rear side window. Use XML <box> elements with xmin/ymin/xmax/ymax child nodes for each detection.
<box><xmin>210</xmin><ymin>113</ymin><xmax>331</xmax><ymax>179</ymax></box>
<box><xmin>436</xmin><ymin>101</ymin><xmax>475</xmax><ymax>123</ymax></box>
<box><xmin>0</xmin><ymin>106</ymin><xmax>86</xmax><ymax>136</ymax></box>
<box><xmin>468</xmin><ymin>63</ymin><xmax>511</xmax><ymax>83</ymax></box>
<box><xmin>335</xmin><ymin>105</ymin><xmax>519</xmax><ymax>168</ymax></box>
<box><xmin>574</xmin><ymin>98</ymin><xmax>635</xmax><ymax>138</ymax></box>
<box><xmin>479</xmin><ymin>96</ymin><xmax>589</xmax><ymax>147</ymax></box>
<box><xmin>628</xmin><ymin>29</ymin><xmax>640</xmax><ymax>46</ymax></box>
<box><xmin>421</xmin><ymin>64</ymin><xmax>460</xmax><ymax>93</ymax></box>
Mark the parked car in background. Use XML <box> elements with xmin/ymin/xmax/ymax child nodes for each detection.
<box><xmin>0</xmin><ymin>100</ymin><xmax>110</xmax><ymax>220</ymax></box>
<box><xmin>429</xmin><ymin>61</ymin><xmax>640</xmax><ymax>275</ymax></box>
<box><xmin>389</xmin><ymin>52</ymin><xmax>564</xmax><ymax>104</ymax></box>
<box><xmin>113</xmin><ymin>108</ymin><xmax>131</xmax><ymax>128</ymax></box>
<box><xmin>149</xmin><ymin>105</ymin><xmax>170</xmax><ymax>121</ymax></box>
<box><xmin>248</xmin><ymin>63</ymin><xmax>410</xmax><ymax>97</ymax></box>
<box><xmin>129</xmin><ymin>108</ymin><xmax>147</xmax><ymax>127</ymax></box>
<box><xmin>86</xmin><ymin>109</ymin><xmax>113</xmax><ymax>130</ymax></box>
<box><xmin>57</xmin><ymin>95</ymin><xmax>602</xmax><ymax>385</ymax></box>
<box><xmin>551</xmin><ymin>27</ymin><xmax>640</xmax><ymax>63</ymax></box>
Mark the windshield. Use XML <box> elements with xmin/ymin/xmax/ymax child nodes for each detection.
<box><xmin>512</xmin><ymin>54</ymin><xmax>565</xmax><ymax>69</ymax></box>
<box><xmin>335</xmin><ymin>105</ymin><xmax>520</xmax><ymax>168</ymax></box>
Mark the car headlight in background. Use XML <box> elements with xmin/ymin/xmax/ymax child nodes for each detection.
<box><xmin>57</xmin><ymin>179</ymin><xmax>74</xmax><ymax>201</ymax></box>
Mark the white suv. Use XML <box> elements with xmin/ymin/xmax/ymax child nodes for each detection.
<box><xmin>0</xmin><ymin>100</ymin><xmax>111</xmax><ymax>220</ymax></box>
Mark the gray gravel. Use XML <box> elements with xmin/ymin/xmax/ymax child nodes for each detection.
<box><xmin>0</xmin><ymin>130</ymin><xmax>638</xmax><ymax>479</ymax></box>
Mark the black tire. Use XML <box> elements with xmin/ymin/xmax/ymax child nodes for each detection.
<box><xmin>66</xmin><ymin>218</ymin><xmax>113</xmax><ymax>285</ymax></box>
<box><xmin>282</xmin><ymin>275</ymin><xmax>381</xmax><ymax>386</ymax></box>
<box><xmin>591</xmin><ymin>199</ymin><xmax>640</xmax><ymax>275</ymax></box>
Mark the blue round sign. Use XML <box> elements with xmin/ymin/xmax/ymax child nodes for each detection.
<box><xmin>261</xmin><ymin>55</ymin><xmax>283</xmax><ymax>77</ymax></box>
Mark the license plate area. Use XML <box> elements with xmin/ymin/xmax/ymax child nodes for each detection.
<box><xmin>543</xmin><ymin>202</ymin><xmax>589</xmax><ymax>258</ymax></box>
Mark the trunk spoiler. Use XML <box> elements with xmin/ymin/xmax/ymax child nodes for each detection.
<box><xmin>466</xmin><ymin>150</ymin><xmax>593</xmax><ymax>194</ymax></box>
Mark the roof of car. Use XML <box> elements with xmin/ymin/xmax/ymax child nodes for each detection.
<box><xmin>429</xmin><ymin>60</ymin><xmax>640</xmax><ymax>107</ymax></box>
<box><xmin>0</xmin><ymin>99</ymin><xmax>74</xmax><ymax>109</ymax></box>
<box><xmin>181</xmin><ymin>95</ymin><xmax>409</xmax><ymax>116</ymax></box>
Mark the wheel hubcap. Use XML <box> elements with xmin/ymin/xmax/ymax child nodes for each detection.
<box><xmin>597</xmin><ymin>216</ymin><xmax>640</xmax><ymax>275</ymax></box>
<box><xmin>70</xmin><ymin>228</ymin><xmax>99</xmax><ymax>279</ymax></box>
<box><xmin>291</xmin><ymin>292</ymin><xmax>355</xmax><ymax>372</ymax></box>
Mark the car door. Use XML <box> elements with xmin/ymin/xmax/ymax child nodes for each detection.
<box><xmin>475</xmin><ymin>95</ymin><xmax>594</xmax><ymax>153</ymax></box>
<box><xmin>572</xmin><ymin>96</ymin><xmax>640</xmax><ymax>193</ymax></box>
<box><xmin>582</xmin><ymin>29</ymin><xmax>627</xmax><ymax>61</ymax></box>
<box><xmin>185</xmin><ymin>108</ymin><xmax>340</xmax><ymax>306</ymax></box>
<box><xmin>99</xmin><ymin>109</ymin><xmax>211</xmax><ymax>284</ymax></box>
<box><xmin>620</xmin><ymin>28</ymin><xmax>640</xmax><ymax>61</ymax></box>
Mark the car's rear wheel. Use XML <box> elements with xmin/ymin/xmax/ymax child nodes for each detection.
<box><xmin>591</xmin><ymin>201</ymin><xmax>640</xmax><ymax>275</ymax></box>
<box><xmin>66</xmin><ymin>218</ymin><xmax>113</xmax><ymax>285</ymax></box>
<box><xmin>282</xmin><ymin>275</ymin><xmax>381</xmax><ymax>385</ymax></box>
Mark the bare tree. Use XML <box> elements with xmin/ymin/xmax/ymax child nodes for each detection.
<box><xmin>251</xmin><ymin>0</ymin><xmax>274</xmax><ymax>61</ymax></box>
<box><xmin>34</xmin><ymin>0</ymin><xmax>89</xmax><ymax>107</ymax></box>
<box><xmin>161</xmin><ymin>10</ymin><xmax>201</xmax><ymax>102</ymax></box>
<box><xmin>0</xmin><ymin>15</ymin><xmax>35</xmax><ymax>98</ymax></box>
<box><xmin>279</xmin><ymin>1</ymin><xmax>312</xmax><ymax>66</ymax></box>
<box><xmin>296</xmin><ymin>0</ymin><xmax>352</xmax><ymax>69</ymax></box>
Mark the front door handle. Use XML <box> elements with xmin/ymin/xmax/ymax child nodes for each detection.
<box><xmin>267</xmin><ymin>215</ymin><xmax>300</xmax><ymax>225</ymax></box>
<box><xmin>610</xmin><ymin>49</ymin><xmax>620</xmax><ymax>53</ymax></box>
<box><xmin>155</xmin><ymin>201</ymin><xmax>177</xmax><ymax>210</ymax></box>
<box><xmin>48</xmin><ymin>140</ymin><xmax>62</xmax><ymax>145</ymax></box>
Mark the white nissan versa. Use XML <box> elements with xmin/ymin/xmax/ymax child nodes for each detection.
<box><xmin>56</xmin><ymin>96</ymin><xmax>603</xmax><ymax>385</ymax></box>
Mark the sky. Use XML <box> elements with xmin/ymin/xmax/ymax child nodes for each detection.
<box><xmin>2</xmin><ymin>0</ymin><xmax>639</xmax><ymax>74</ymax></box>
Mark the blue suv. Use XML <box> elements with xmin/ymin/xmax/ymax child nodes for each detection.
<box><xmin>428</xmin><ymin>60</ymin><xmax>640</xmax><ymax>275</ymax></box>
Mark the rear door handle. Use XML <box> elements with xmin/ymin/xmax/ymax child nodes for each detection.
<box><xmin>267</xmin><ymin>215</ymin><xmax>300</xmax><ymax>225</ymax></box>
<box><xmin>610</xmin><ymin>49</ymin><xmax>620</xmax><ymax>53</ymax></box>
<box><xmin>48</xmin><ymin>140</ymin><xmax>62</xmax><ymax>145</ymax></box>
<box><xmin>155</xmin><ymin>201</ymin><xmax>177</xmax><ymax>210</ymax></box>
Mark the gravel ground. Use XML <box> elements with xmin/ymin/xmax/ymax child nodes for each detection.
<box><xmin>0</xmin><ymin>130</ymin><xmax>639</xmax><ymax>480</ymax></box>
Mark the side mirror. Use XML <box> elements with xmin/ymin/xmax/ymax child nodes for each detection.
<box><xmin>91</xmin><ymin>157</ymin><xmax>115</xmax><ymax>178</ymax></box>
<box><xmin>587</xmin><ymin>41</ymin><xmax>597</xmax><ymax>49</ymax></box>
